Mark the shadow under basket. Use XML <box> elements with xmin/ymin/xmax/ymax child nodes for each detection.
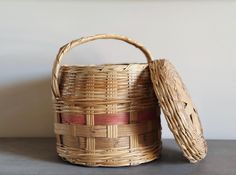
<box><xmin>51</xmin><ymin>34</ymin><xmax>162</xmax><ymax>167</ymax></box>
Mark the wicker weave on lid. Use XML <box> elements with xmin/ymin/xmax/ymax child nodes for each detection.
<box><xmin>148</xmin><ymin>59</ymin><xmax>207</xmax><ymax>163</ymax></box>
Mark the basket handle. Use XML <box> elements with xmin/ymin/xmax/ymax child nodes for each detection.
<box><xmin>51</xmin><ymin>34</ymin><xmax>153</xmax><ymax>98</ymax></box>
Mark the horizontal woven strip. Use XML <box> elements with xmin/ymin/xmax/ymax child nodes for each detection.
<box><xmin>55</xmin><ymin>120</ymin><xmax>157</xmax><ymax>138</ymax></box>
<box><xmin>61</xmin><ymin>110</ymin><xmax>158</xmax><ymax>125</ymax></box>
<box><xmin>54</xmin><ymin>97</ymin><xmax>157</xmax><ymax>104</ymax></box>
<box><xmin>54</xmin><ymin>102</ymin><xmax>158</xmax><ymax>114</ymax></box>
<box><xmin>60</xmin><ymin>131</ymin><xmax>159</xmax><ymax>149</ymax></box>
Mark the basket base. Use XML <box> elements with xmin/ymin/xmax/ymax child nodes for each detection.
<box><xmin>56</xmin><ymin>143</ymin><xmax>162</xmax><ymax>167</ymax></box>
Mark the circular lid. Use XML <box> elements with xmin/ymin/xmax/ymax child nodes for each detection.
<box><xmin>149</xmin><ymin>59</ymin><xmax>207</xmax><ymax>163</ymax></box>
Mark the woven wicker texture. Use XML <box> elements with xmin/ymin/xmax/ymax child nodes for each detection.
<box><xmin>149</xmin><ymin>59</ymin><xmax>207</xmax><ymax>163</ymax></box>
<box><xmin>51</xmin><ymin>34</ymin><xmax>162</xmax><ymax>167</ymax></box>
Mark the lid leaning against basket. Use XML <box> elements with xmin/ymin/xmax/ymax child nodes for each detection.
<box><xmin>148</xmin><ymin>59</ymin><xmax>208</xmax><ymax>163</ymax></box>
<box><xmin>51</xmin><ymin>34</ymin><xmax>162</xmax><ymax>167</ymax></box>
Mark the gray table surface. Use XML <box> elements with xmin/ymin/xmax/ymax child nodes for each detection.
<box><xmin>0</xmin><ymin>138</ymin><xmax>235</xmax><ymax>175</ymax></box>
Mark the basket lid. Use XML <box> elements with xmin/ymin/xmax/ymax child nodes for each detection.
<box><xmin>148</xmin><ymin>59</ymin><xmax>207</xmax><ymax>163</ymax></box>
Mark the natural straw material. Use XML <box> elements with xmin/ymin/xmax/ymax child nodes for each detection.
<box><xmin>51</xmin><ymin>34</ymin><xmax>162</xmax><ymax>167</ymax></box>
<box><xmin>148</xmin><ymin>59</ymin><xmax>207</xmax><ymax>163</ymax></box>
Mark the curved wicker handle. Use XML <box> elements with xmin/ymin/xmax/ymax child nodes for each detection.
<box><xmin>52</xmin><ymin>34</ymin><xmax>153</xmax><ymax>97</ymax></box>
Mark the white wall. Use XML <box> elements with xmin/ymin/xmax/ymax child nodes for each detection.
<box><xmin>0</xmin><ymin>0</ymin><xmax>235</xmax><ymax>139</ymax></box>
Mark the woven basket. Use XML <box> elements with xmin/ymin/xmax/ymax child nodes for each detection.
<box><xmin>51</xmin><ymin>34</ymin><xmax>162</xmax><ymax>167</ymax></box>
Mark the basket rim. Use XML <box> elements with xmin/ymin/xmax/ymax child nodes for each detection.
<box><xmin>60</xmin><ymin>63</ymin><xmax>148</xmax><ymax>67</ymax></box>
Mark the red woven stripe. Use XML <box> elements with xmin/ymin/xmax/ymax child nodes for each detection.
<box><xmin>95</xmin><ymin>113</ymin><xmax>129</xmax><ymax>125</ymax></box>
<box><xmin>61</xmin><ymin>110</ymin><xmax>157</xmax><ymax>125</ymax></box>
<box><xmin>62</xmin><ymin>114</ymin><xmax>85</xmax><ymax>124</ymax></box>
